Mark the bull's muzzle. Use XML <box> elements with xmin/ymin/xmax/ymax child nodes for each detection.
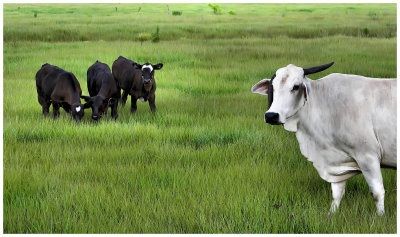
<box><xmin>264</xmin><ymin>112</ymin><xmax>282</xmax><ymax>125</ymax></box>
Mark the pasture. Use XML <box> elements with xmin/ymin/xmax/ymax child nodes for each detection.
<box><xmin>3</xmin><ymin>3</ymin><xmax>397</xmax><ymax>233</ymax></box>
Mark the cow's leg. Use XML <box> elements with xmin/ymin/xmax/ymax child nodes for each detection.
<box><xmin>120</xmin><ymin>90</ymin><xmax>128</xmax><ymax>107</ymax></box>
<box><xmin>111</xmin><ymin>100</ymin><xmax>118</xmax><ymax>120</ymax></box>
<box><xmin>52</xmin><ymin>102</ymin><xmax>60</xmax><ymax>119</ymax></box>
<box><xmin>329</xmin><ymin>181</ymin><xmax>346</xmax><ymax>214</ymax></box>
<box><xmin>148</xmin><ymin>94</ymin><xmax>156</xmax><ymax>113</ymax></box>
<box><xmin>38</xmin><ymin>96</ymin><xmax>51</xmax><ymax>117</ymax></box>
<box><xmin>130</xmin><ymin>95</ymin><xmax>138</xmax><ymax>114</ymax></box>
<box><xmin>61</xmin><ymin>102</ymin><xmax>71</xmax><ymax>113</ymax></box>
<box><xmin>358</xmin><ymin>157</ymin><xmax>385</xmax><ymax>216</ymax></box>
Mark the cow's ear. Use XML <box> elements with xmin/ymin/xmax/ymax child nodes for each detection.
<box><xmin>81</xmin><ymin>95</ymin><xmax>91</xmax><ymax>102</ymax></box>
<box><xmin>83</xmin><ymin>101</ymin><xmax>93</xmax><ymax>109</ymax></box>
<box><xmin>251</xmin><ymin>79</ymin><xmax>270</xmax><ymax>95</ymax></box>
<box><xmin>153</xmin><ymin>63</ymin><xmax>163</xmax><ymax>70</ymax></box>
<box><xmin>303</xmin><ymin>81</ymin><xmax>310</xmax><ymax>101</ymax></box>
<box><xmin>133</xmin><ymin>62</ymin><xmax>142</xmax><ymax>69</ymax></box>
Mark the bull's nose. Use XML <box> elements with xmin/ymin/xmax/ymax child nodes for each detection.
<box><xmin>92</xmin><ymin>115</ymin><xmax>99</xmax><ymax>120</ymax></box>
<box><xmin>264</xmin><ymin>112</ymin><xmax>281</xmax><ymax>125</ymax></box>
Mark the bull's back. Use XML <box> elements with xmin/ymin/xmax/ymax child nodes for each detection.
<box><xmin>88</xmin><ymin>61</ymin><xmax>116</xmax><ymax>96</ymax></box>
<box><xmin>319</xmin><ymin>74</ymin><xmax>396</xmax><ymax>168</ymax></box>
<box><xmin>36</xmin><ymin>64</ymin><xmax>64</xmax><ymax>97</ymax></box>
<box><xmin>52</xmin><ymin>72</ymin><xmax>81</xmax><ymax>102</ymax></box>
<box><xmin>112</xmin><ymin>56</ymin><xmax>136</xmax><ymax>90</ymax></box>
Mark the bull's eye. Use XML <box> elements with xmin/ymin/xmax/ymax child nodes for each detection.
<box><xmin>292</xmin><ymin>85</ymin><xmax>300</xmax><ymax>91</ymax></box>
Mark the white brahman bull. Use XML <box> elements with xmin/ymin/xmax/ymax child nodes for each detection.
<box><xmin>251</xmin><ymin>62</ymin><xmax>396</xmax><ymax>216</ymax></box>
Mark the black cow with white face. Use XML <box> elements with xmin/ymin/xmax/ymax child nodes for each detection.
<box><xmin>112</xmin><ymin>56</ymin><xmax>163</xmax><ymax>114</ymax></box>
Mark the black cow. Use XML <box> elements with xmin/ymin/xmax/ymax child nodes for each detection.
<box><xmin>112</xmin><ymin>56</ymin><xmax>163</xmax><ymax>114</ymax></box>
<box><xmin>35</xmin><ymin>63</ymin><xmax>85</xmax><ymax>122</ymax></box>
<box><xmin>81</xmin><ymin>61</ymin><xmax>120</xmax><ymax>121</ymax></box>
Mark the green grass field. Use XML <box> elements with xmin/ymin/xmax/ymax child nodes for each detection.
<box><xmin>3</xmin><ymin>3</ymin><xmax>397</xmax><ymax>233</ymax></box>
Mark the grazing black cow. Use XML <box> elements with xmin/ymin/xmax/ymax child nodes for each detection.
<box><xmin>112</xmin><ymin>56</ymin><xmax>163</xmax><ymax>114</ymax></box>
<box><xmin>35</xmin><ymin>63</ymin><xmax>85</xmax><ymax>122</ymax></box>
<box><xmin>81</xmin><ymin>61</ymin><xmax>120</xmax><ymax>121</ymax></box>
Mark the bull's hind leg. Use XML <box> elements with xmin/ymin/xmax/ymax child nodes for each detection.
<box><xmin>329</xmin><ymin>181</ymin><xmax>346</xmax><ymax>214</ymax></box>
<box><xmin>38</xmin><ymin>96</ymin><xmax>51</xmax><ymax>117</ymax></box>
<box><xmin>358</xmin><ymin>156</ymin><xmax>385</xmax><ymax>216</ymax></box>
<box><xmin>120</xmin><ymin>90</ymin><xmax>128</xmax><ymax>106</ymax></box>
<box><xmin>52</xmin><ymin>102</ymin><xmax>61</xmax><ymax>119</ymax></box>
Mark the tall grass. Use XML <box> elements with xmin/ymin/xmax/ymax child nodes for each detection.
<box><xmin>3</xmin><ymin>3</ymin><xmax>397</xmax><ymax>233</ymax></box>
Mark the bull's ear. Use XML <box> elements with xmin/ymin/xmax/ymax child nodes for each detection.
<box><xmin>251</xmin><ymin>79</ymin><xmax>270</xmax><ymax>95</ymax></box>
<box><xmin>83</xmin><ymin>101</ymin><xmax>93</xmax><ymax>109</ymax></box>
<box><xmin>303</xmin><ymin>81</ymin><xmax>310</xmax><ymax>101</ymax></box>
<box><xmin>153</xmin><ymin>63</ymin><xmax>163</xmax><ymax>70</ymax></box>
<box><xmin>132</xmin><ymin>62</ymin><xmax>143</xmax><ymax>69</ymax></box>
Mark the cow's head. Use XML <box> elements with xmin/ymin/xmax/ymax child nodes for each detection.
<box><xmin>251</xmin><ymin>62</ymin><xmax>334</xmax><ymax>125</ymax></box>
<box><xmin>71</xmin><ymin>103</ymin><xmax>85</xmax><ymax>123</ymax></box>
<box><xmin>132</xmin><ymin>62</ymin><xmax>163</xmax><ymax>86</ymax></box>
<box><xmin>81</xmin><ymin>95</ymin><xmax>116</xmax><ymax>121</ymax></box>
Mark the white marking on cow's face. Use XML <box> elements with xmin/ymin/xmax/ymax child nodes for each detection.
<box><xmin>267</xmin><ymin>64</ymin><xmax>309</xmax><ymax>124</ymax></box>
<box><xmin>76</xmin><ymin>106</ymin><xmax>81</xmax><ymax>112</ymax></box>
<box><xmin>142</xmin><ymin>64</ymin><xmax>153</xmax><ymax>72</ymax></box>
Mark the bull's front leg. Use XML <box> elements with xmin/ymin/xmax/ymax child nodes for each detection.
<box><xmin>130</xmin><ymin>95</ymin><xmax>138</xmax><ymax>114</ymax></box>
<box><xmin>61</xmin><ymin>102</ymin><xmax>71</xmax><ymax>113</ymax></box>
<box><xmin>329</xmin><ymin>181</ymin><xmax>346</xmax><ymax>214</ymax></box>
<box><xmin>358</xmin><ymin>156</ymin><xmax>386</xmax><ymax>216</ymax></box>
<box><xmin>111</xmin><ymin>100</ymin><xmax>118</xmax><ymax>120</ymax></box>
<box><xmin>148</xmin><ymin>94</ymin><xmax>156</xmax><ymax>113</ymax></box>
<box><xmin>52</xmin><ymin>102</ymin><xmax>60</xmax><ymax>119</ymax></box>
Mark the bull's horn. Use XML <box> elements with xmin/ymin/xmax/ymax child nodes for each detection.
<box><xmin>303</xmin><ymin>62</ymin><xmax>334</xmax><ymax>75</ymax></box>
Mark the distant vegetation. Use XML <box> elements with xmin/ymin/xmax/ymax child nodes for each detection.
<box><xmin>172</xmin><ymin>10</ymin><xmax>182</xmax><ymax>16</ymax></box>
<box><xmin>3</xmin><ymin>4</ymin><xmax>396</xmax><ymax>42</ymax></box>
<box><xmin>136</xmin><ymin>32</ymin><xmax>152</xmax><ymax>45</ymax></box>
<box><xmin>208</xmin><ymin>3</ymin><xmax>222</xmax><ymax>14</ymax></box>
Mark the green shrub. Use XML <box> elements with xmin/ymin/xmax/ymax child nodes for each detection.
<box><xmin>208</xmin><ymin>3</ymin><xmax>222</xmax><ymax>15</ymax></box>
<box><xmin>152</xmin><ymin>26</ymin><xmax>160</xmax><ymax>43</ymax></box>
<box><xmin>33</xmin><ymin>11</ymin><xmax>37</xmax><ymax>18</ymax></box>
<box><xmin>363</xmin><ymin>27</ymin><xmax>369</xmax><ymax>36</ymax></box>
<box><xmin>172</xmin><ymin>10</ymin><xmax>182</xmax><ymax>16</ymax></box>
<box><xmin>228</xmin><ymin>10</ymin><xmax>235</xmax><ymax>15</ymax></box>
<box><xmin>368</xmin><ymin>11</ymin><xmax>378</xmax><ymax>20</ymax></box>
<box><xmin>298</xmin><ymin>8</ymin><xmax>313</xmax><ymax>13</ymax></box>
<box><xmin>136</xmin><ymin>32</ymin><xmax>151</xmax><ymax>45</ymax></box>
